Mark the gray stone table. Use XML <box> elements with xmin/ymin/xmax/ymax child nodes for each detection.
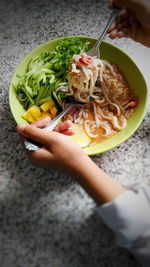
<box><xmin>0</xmin><ymin>0</ymin><xmax>150</xmax><ymax>266</ymax></box>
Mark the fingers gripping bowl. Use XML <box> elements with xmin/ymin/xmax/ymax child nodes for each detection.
<box><xmin>9</xmin><ymin>37</ymin><xmax>147</xmax><ymax>155</ymax></box>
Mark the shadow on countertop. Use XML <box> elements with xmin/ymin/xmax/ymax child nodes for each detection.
<box><xmin>0</xmin><ymin>105</ymin><xmax>137</xmax><ymax>267</ymax></box>
<box><xmin>0</xmin><ymin>194</ymin><xmax>137</xmax><ymax>267</ymax></box>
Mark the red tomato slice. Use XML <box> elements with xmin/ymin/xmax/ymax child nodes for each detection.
<box><xmin>79</xmin><ymin>56</ymin><xmax>93</xmax><ymax>65</ymax></box>
<box><xmin>128</xmin><ymin>98</ymin><xmax>138</xmax><ymax>109</ymax></box>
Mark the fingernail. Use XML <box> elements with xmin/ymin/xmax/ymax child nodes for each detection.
<box><xmin>17</xmin><ymin>124</ymin><xmax>26</xmax><ymax>133</ymax></box>
<box><xmin>45</xmin><ymin>116</ymin><xmax>51</xmax><ymax>121</ymax></box>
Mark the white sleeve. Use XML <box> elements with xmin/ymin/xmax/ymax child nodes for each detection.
<box><xmin>96</xmin><ymin>183</ymin><xmax>150</xmax><ymax>267</ymax></box>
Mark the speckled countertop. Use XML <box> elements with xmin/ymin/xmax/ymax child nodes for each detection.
<box><xmin>0</xmin><ymin>0</ymin><xmax>150</xmax><ymax>266</ymax></box>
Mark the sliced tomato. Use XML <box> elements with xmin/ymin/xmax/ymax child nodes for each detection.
<box><xmin>113</xmin><ymin>107</ymin><xmax>118</xmax><ymax>115</ymax></box>
<box><xmin>128</xmin><ymin>98</ymin><xmax>138</xmax><ymax>109</ymax></box>
<box><xmin>79</xmin><ymin>56</ymin><xmax>93</xmax><ymax>65</ymax></box>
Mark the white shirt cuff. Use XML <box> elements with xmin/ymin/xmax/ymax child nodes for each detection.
<box><xmin>96</xmin><ymin>183</ymin><xmax>150</xmax><ymax>248</ymax></box>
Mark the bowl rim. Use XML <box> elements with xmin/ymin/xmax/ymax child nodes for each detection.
<box><xmin>9</xmin><ymin>36</ymin><xmax>148</xmax><ymax>155</ymax></box>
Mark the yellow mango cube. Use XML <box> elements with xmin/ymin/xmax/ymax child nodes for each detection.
<box><xmin>22</xmin><ymin>105</ymin><xmax>42</xmax><ymax>123</ymax></box>
<box><xmin>22</xmin><ymin>112</ymin><xmax>35</xmax><ymax>123</ymax></box>
<box><xmin>50</xmin><ymin>106</ymin><xmax>57</xmax><ymax>117</ymax></box>
<box><xmin>28</xmin><ymin>106</ymin><xmax>41</xmax><ymax>120</ymax></box>
<box><xmin>40</xmin><ymin>111</ymin><xmax>51</xmax><ymax>120</ymax></box>
<box><xmin>40</xmin><ymin>100</ymin><xmax>54</xmax><ymax>112</ymax></box>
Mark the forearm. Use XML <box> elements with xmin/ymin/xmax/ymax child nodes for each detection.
<box><xmin>71</xmin><ymin>155</ymin><xmax>126</xmax><ymax>205</ymax></box>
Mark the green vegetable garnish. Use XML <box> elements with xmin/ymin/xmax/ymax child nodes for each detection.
<box><xmin>16</xmin><ymin>38</ymin><xmax>89</xmax><ymax>109</ymax></box>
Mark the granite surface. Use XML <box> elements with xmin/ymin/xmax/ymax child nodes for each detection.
<box><xmin>0</xmin><ymin>0</ymin><xmax>150</xmax><ymax>266</ymax></box>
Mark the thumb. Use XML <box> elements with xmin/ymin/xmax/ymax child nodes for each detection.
<box><xmin>17</xmin><ymin>124</ymin><xmax>55</xmax><ymax>147</ymax></box>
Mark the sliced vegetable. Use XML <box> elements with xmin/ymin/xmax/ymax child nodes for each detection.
<box><xmin>22</xmin><ymin>105</ymin><xmax>42</xmax><ymax>123</ymax></box>
<box><xmin>51</xmin><ymin>89</ymin><xmax>64</xmax><ymax>112</ymax></box>
<box><xmin>79</xmin><ymin>56</ymin><xmax>93</xmax><ymax>65</ymax></box>
<box><xmin>51</xmin><ymin>106</ymin><xmax>57</xmax><ymax>117</ymax></box>
<box><xmin>22</xmin><ymin>100</ymin><xmax>59</xmax><ymax>123</ymax></box>
<box><xmin>16</xmin><ymin>38</ymin><xmax>90</xmax><ymax>111</ymax></box>
<box><xmin>40</xmin><ymin>100</ymin><xmax>54</xmax><ymax>112</ymax></box>
<box><xmin>128</xmin><ymin>98</ymin><xmax>138</xmax><ymax>109</ymax></box>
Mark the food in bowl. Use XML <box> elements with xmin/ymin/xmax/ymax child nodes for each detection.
<box><xmin>66</xmin><ymin>51</ymin><xmax>138</xmax><ymax>145</ymax></box>
<box><xmin>15</xmin><ymin>37</ymin><xmax>139</xmax><ymax>147</ymax></box>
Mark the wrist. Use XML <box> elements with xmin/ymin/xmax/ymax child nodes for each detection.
<box><xmin>68</xmin><ymin>152</ymin><xmax>91</xmax><ymax>176</ymax></box>
<box><xmin>69</xmin><ymin>155</ymin><xmax>125</xmax><ymax>204</ymax></box>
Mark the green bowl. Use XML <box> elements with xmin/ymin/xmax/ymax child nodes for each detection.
<box><xmin>9</xmin><ymin>36</ymin><xmax>148</xmax><ymax>155</ymax></box>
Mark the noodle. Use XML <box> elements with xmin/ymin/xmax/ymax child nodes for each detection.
<box><xmin>65</xmin><ymin>52</ymin><xmax>138</xmax><ymax>143</ymax></box>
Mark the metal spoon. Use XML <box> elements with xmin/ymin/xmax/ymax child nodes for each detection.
<box><xmin>87</xmin><ymin>8</ymin><xmax>120</xmax><ymax>58</ymax></box>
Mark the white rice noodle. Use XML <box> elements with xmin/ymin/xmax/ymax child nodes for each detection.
<box><xmin>108</xmin><ymin>78</ymin><xmax>117</xmax><ymax>83</ymax></box>
<box><xmin>92</xmin><ymin>65</ymin><xmax>99</xmax><ymax>84</ymax></box>
<box><xmin>111</xmin><ymin>116</ymin><xmax>127</xmax><ymax>130</ymax></box>
<box><xmin>103</xmin><ymin>60</ymin><xmax>117</xmax><ymax>76</ymax></box>
<box><xmin>74</xmin><ymin>117</ymin><xmax>82</xmax><ymax>123</ymax></box>
<box><xmin>98</xmin><ymin>108</ymin><xmax>113</xmax><ymax>120</ymax></box>
<box><xmin>113</xmin><ymin>104</ymin><xmax>121</xmax><ymax>116</ymax></box>
<box><xmin>122</xmin><ymin>100</ymin><xmax>129</xmax><ymax>107</ymax></box>
<box><xmin>101</xmin><ymin>81</ymin><xmax>121</xmax><ymax>116</ymax></box>
<box><xmin>81</xmin><ymin>65</ymin><xmax>92</xmax><ymax>78</ymax></box>
<box><xmin>94</xmin><ymin>87</ymin><xmax>102</xmax><ymax>93</ymax></box>
<box><xmin>67</xmin><ymin>86</ymin><xmax>74</xmax><ymax>96</ymax></box>
<box><xmin>91</xmin><ymin>94</ymin><xmax>99</xmax><ymax>99</ymax></box>
<box><xmin>103</xmin><ymin>73</ymin><xmax>110</xmax><ymax>80</ymax></box>
<box><xmin>73</xmin><ymin>111</ymin><xmax>79</xmax><ymax>121</ymax></box>
<box><xmin>99</xmin><ymin>60</ymin><xmax>104</xmax><ymax>82</ymax></box>
<box><xmin>75</xmin><ymin>91</ymin><xmax>89</xmax><ymax>103</ymax></box>
<box><xmin>125</xmin><ymin>109</ymin><xmax>130</xmax><ymax>117</ymax></box>
<box><xmin>95</xmin><ymin>97</ymin><xmax>105</xmax><ymax>104</ymax></box>
<box><xmin>84</xmin><ymin>120</ymin><xmax>98</xmax><ymax>138</ymax></box>
<box><xmin>91</xmin><ymin>89</ymin><xmax>103</xmax><ymax>99</ymax></box>
<box><xmin>74</xmin><ymin>110</ymin><xmax>83</xmax><ymax>123</ymax></box>
<box><xmin>82</xmin><ymin>111</ymin><xmax>88</xmax><ymax>119</ymax></box>
<box><xmin>93</xmin><ymin>58</ymin><xmax>104</xmax><ymax>82</ymax></box>
<box><xmin>68</xmin><ymin>52</ymin><xmax>103</xmax><ymax>99</ymax></box>
<box><xmin>124</xmin><ymin>101</ymin><xmax>134</xmax><ymax>109</ymax></box>
<box><xmin>90</xmin><ymin>123</ymin><xmax>97</xmax><ymax>132</ymax></box>
<box><xmin>89</xmin><ymin>75</ymin><xmax>95</xmax><ymax>96</ymax></box>
<box><xmin>116</xmin><ymin>83</ymin><xmax>123</xmax><ymax>88</ymax></box>
<box><xmin>72</xmin><ymin>54</ymin><xmax>80</xmax><ymax>61</ymax></box>
<box><xmin>71</xmin><ymin>63</ymin><xmax>80</xmax><ymax>73</ymax></box>
<box><xmin>92</xmin><ymin>102</ymin><xmax>99</xmax><ymax>127</ymax></box>
<box><xmin>99</xmin><ymin>122</ymin><xmax>112</xmax><ymax>136</ymax></box>
<box><xmin>113</xmin><ymin>87</ymin><xmax>124</xmax><ymax>96</ymax></box>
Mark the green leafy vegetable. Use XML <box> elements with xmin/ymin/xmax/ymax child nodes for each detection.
<box><xmin>16</xmin><ymin>38</ymin><xmax>90</xmax><ymax>109</ymax></box>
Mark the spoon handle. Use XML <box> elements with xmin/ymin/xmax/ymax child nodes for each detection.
<box><xmin>44</xmin><ymin>104</ymin><xmax>74</xmax><ymax>131</ymax></box>
<box><xmin>87</xmin><ymin>8</ymin><xmax>120</xmax><ymax>57</ymax></box>
<box><xmin>95</xmin><ymin>8</ymin><xmax>120</xmax><ymax>49</ymax></box>
<box><xmin>24</xmin><ymin>104</ymin><xmax>74</xmax><ymax>151</ymax></box>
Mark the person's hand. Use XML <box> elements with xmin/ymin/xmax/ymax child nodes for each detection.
<box><xmin>108</xmin><ymin>0</ymin><xmax>150</xmax><ymax>47</ymax></box>
<box><xmin>17</xmin><ymin>117</ymin><xmax>87</xmax><ymax>175</ymax></box>
<box><xmin>17</xmin><ymin>117</ymin><xmax>126</xmax><ymax>205</ymax></box>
